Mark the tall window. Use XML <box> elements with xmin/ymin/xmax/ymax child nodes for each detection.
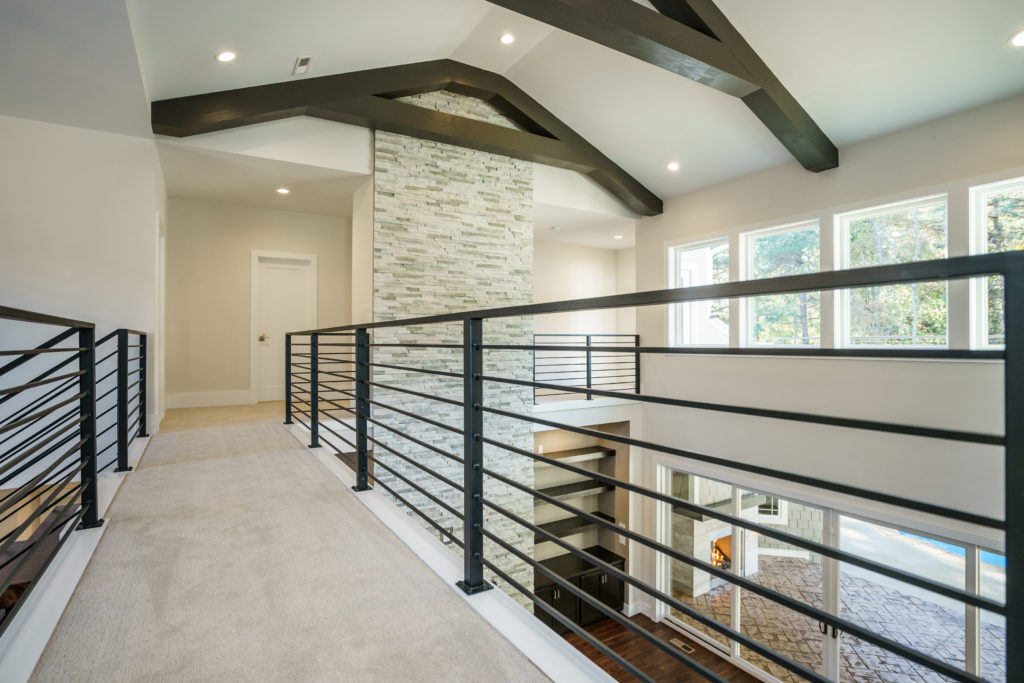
<box><xmin>973</xmin><ymin>177</ymin><xmax>1024</xmax><ymax>347</ymax></box>
<box><xmin>839</xmin><ymin>196</ymin><xmax>948</xmax><ymax>346</ymax></box>
<box><xmin>745</xmin><ymin>221</ymin><xmax>820</xmax><ymax>346</ymax></box>
<box><xmin>669</xmin><ymin>239</ymin><xmax>729</xmax><ymax>346</ymax></box>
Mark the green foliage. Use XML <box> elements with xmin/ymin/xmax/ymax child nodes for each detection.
<box><xmin>750</xmin><ymin>226</ymin><xmax>820</xmax><ymax>345</ymax></box>
<box><xmin>986</xmin><ymin>189</ymin><xmax>1024</xmax><ymax>344</ymax></box>
<box><xmin>847</xmin><ymin>202</ymin><xmax>947</xmax><ymax>345</ymax></box>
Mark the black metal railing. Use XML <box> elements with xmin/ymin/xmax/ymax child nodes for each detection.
<box><xmin>533</xmin><ymin>333</ymin><xmax>639</xmax><ymax>403</ymax></box>
<box><xmin>0</xmin><ymin>306</ymin><xmax>146</xmax><ymax>637</ymax></box>
<box><xmin>286</xmin><ymin>252</ymin><xmax>1020</xmax><ymax>683</ymax></box>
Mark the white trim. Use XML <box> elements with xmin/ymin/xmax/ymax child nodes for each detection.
<box><xmin>166</xmin><ymin>390</ymin><xmax>252</xmax><ymax>409</ymax></box>
<box><xmin>969</xmin><ymin>174</ymin><xmax>1024</xmax><ymax>349</ymax></box>
<box><xmin>755</xmin><ymin>547</ymin><xmax>810</xmax><ymax>559</ymax></box>
<box><xmin>283</xmin><ymin>423</ymin><xmax>615</xmax><ymax>683</ymax></box>
<box><xmin>249</xmin><ymin>250</ymin><xmax>318</xmax><ymax>405</ymax></box>
<box><xmin>0</xmin><ymin>437</ymin><xmax>150</xmax><ymax>683</ymax></box>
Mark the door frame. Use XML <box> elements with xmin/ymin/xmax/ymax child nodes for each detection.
<box><xmin>249</xmin><ymin>250</ymin><xmax>318</xmax><ymax>404</ymax></box>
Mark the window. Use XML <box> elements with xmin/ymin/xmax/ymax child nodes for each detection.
<box><xmin>744</xmin><ymin>221</ymin><xmax>820</xmax><ymax>346</ymax></box>
<box><xmin>756</xmin><ymin>496</ymin><xmax>788</xmax><ymax>523</ymax></box>
<box><xmin>669</xmin><ymin>239</ymin><xmax>729</xmax><ymax>346</ymax></box>
<box><xmin>839</xmin><ymin>196</ymin><xmax>948</xmax><ymax>346</ymax></box>
<box><xmin>972</xmin><ymin>176</ymin><xmax>1024</xmax><ymax>347</ymax></box>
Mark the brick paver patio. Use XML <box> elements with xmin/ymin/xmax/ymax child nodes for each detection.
<box><xmin>672</xmin><ymin>555</ymin><xmax>1006</xmax><ymax>682</ymax></box>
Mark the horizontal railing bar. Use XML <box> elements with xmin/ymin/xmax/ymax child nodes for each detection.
<box><xmin>372</xmin><ymin>475</ymin><xmax>463</xmax><ymax>548</ymax></box>
<box><xmin>0</xmin><ymin>370</ymin><xmax>84</xmax><ymax>396</ymax></box>
<box><xmin>368</xmin><ymin>362</ymin><xmax>464</xmax><ymax>380</ymax></box>
<box><xmin>367</xmin><ymin>398</ymin><xmax>464</xmax><ymax>436</ymax></box>
<box><xmin>369</xmin><ymin>343</ymin><xmax>462</xmax><ymax>349</ymax></box>
<box><xmin>366</xmin><ymin>433</ymin><xmax>464</xmax><ymax>493</ymax></box>
<box><xmin>0</xmin><ymin>347</ymin><xmax>85</xmax><ymax>357</ymax></box>
<box><xmin>0</xmin><ymin>441</ymin><xmax>80</xmax><ymax>511</ymax></box>
<box><xmin>482</xmin><ymin>435</ymin><xmax>1004</xmax><ymax>614</ymax></box>
<box><xmin>318</xmin><ymin>417</ymin><xmax>357</xmax><ymax>452</ymax></box>
<box><xmin>368</xmin><ymin>452</ymin><xmax>464</xmax><ymax>519</ymax></box>
<box><xmin>500</xmin><ymin>344</ymin><xmax>1002</xmax><ymax>360</ymax></box>
<box><xmin>0</xmin><ymin>328</ymin><xmax>77</xmax><ymax>379</ymax></box>
<box><xmin>367</xmin><ymin>380</ymin><xmax>463</xmax><ymax>408</ymax></box>
<box><xmin>121</xmin><ymin>328</ymin><xmax>147</xmax><ymax>336</ymax></box>
<box><xmin>484</xmin><ymin>405</ymin><xmax>1003</xmax><ymax>530</ymax></box>
<box><xmin>0</xmin><ymin>441</ymin><xmax>86</xmax><ymax>519</ymax></box>
<box><xmin>126</xmin><ymin>366</ymin><xmax>143</xmax><ymax>377</ymax></box>
<box><xmin>125</xmin><ymin>378</ymin><xmax>142</xmax><ymax>392</ymax></box>
<box><xmin>0</xmin><ymin>305</ymin><xmax>93</xmax><ymax>329</ymax></box>
<box><xmin>97</xmin><ymin>440</ymin><xmax>116</xmax><ymax>457</ymax></box>
<box><xmin>96</xmin><ymin>367</ymin><xmax>118</xmax><ymax>386</ymax></box>
<box><xmin>480</xmin><ymin>525</ymin><xmax>729</xmax><ymax>683</ymax></box>
<box><xmin>484</xmin><ymin>497</ymin><xmax>829</xmax><ymax>681</ymax></box>
<box><xmin>96</xmin><ymin>421</ymin><xmax>117</xmax><ymax>440</ymax></box>
<box><xmin>291</xmin><ymin>253</ymin><xmax>1020</xmax><ymax>334</ymax></box>
<box><xmin>0</xmin><ymin>417</ymin><xmax>85</xmax><ymax>480</ymax></box>
<box><xmin>482</xmin><ymin>465</ymin><xmax>983</xmax><ymax>682</ymax></box>
<box><xmin>0</xmin><ymin>407</ymin><xmax>78</xmax><ymax>464</ymax></box>
<box><xmin>0</xmin><ymin>464</ymin><xmax>78</xmax><ymax>528</ymax></box>
<box><xmin>364</xmin><ymin>415</ymin><xmax>462</xmax><ymax>464</ymax></box>
<box><xmin>0</xmin><ymin>393</ymin><xmax>87</xmax><ymax>436</ymax></box>
<box><xmin>318</xmin><ymin>370</ymin><xmax>356</xmax><ymax>381</ymax></box>
<box><xmin>96</xmin><ymin>383</ymin><xmax>117</xmax><ymax>404</ymax></box>
<box><xmin>535</xmin><ymin>333</ymin><xmax>637</xmax><ymax>337</ymax></box>
<box><xmin>484</xmin><ymin>376</ymin><xmax>1002</xmax><ymax>446</ymax></box>
<box><xmin>95</xmin><ymin>350</ymin><xmax>117</xmax><ymax>366</ymax></box>
<box><xmin>479</xmin><ymin>558</ymin><xmax>652</xmax><ymax>683</ymax></box>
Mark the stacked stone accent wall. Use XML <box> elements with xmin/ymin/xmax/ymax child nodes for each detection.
<box><xmin>372</xmin><ymin>91</ymin><xmax>535</xmax><ymax>601</ymax></box>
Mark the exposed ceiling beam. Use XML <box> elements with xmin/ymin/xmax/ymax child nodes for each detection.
<box><xmin>484</xmin><ymin>0</ymin><xmax>838</xmax><ymax>172</ymax></box>
<box><xmin>151</xmin><ymin>59</ymin><xmax>662</xmax><ymax>216</ymax></box>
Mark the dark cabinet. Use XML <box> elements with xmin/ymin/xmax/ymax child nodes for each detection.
<box><xmin>533</xmin><ymin>546</ymin><xmax>625</xmax><ymax>631</ymax></box>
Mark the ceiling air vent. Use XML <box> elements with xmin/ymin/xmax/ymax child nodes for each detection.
<box><xmin>292</xmin><ymin>56</ymin><xmax>312</xmax><ymax>76</ymax></box>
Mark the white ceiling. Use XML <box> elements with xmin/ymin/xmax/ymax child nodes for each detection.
<box><xmin>156</xmin><ymin>142</ymin><xmax>366</xmax><ymax>217</ymax></box>
<box><xmin>534</xmin><ymin>203</ymin><xmax>636</xmax><ymax>249</ymax></box>
<box><xmin>2</xmin><ymin>0</ymin><xmax>1023</xmax><ymax>202</ymax></box>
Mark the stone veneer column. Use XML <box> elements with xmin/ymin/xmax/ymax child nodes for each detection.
<box><xmin>371</xmin><ymin>91</ymin><xmax>535</xmax><ymax>602</ymax></box>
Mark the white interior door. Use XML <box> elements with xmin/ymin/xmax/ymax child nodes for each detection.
<box><xmin>254</xmin><ymin>255</ymin><xmax>316</xmax><ymax>402</ymax></box>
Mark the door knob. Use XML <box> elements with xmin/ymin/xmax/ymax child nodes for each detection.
<box><xmin>259</xmin><ymin>333</ymin><xmax>269</xmax><ymax>342</ymax></box>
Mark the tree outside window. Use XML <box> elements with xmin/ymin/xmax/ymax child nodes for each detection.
<box><xmin>975</xmin><ymin>179</ymin><xmax>1024</xmax><ymax>346</ymax></box>
<box><xmin>841</xmin><ymin>197</ymin><xmax>948</xmax><ymax>346</ymax></box>
<box><xmin>669</xmin><ymin>239</ymin><xmax>730</xmax><ymax>346</ymax></box>
<box><xmin>746</xmin><ymin>222</ymin><xmax>820</xmax><ymax>346</ymax></box>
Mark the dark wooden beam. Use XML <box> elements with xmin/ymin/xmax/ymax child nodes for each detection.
<box><xmin>151</xmin><ymin>60</ymin><xmax>662</xmax><ymax>216</ymax></box>
<box><xmin>483</xmin><ymin>0</ymin><xmax>838</xmax><ymax>172</ymax></box>
<box><xmin>678</xmin><ymin>0</ymin><xmax>838</xmax><ymax>171</ymax></box>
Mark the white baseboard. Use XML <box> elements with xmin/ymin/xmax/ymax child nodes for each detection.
<box><xmin>284</xmin><ymin>423</ymin><xmax>614</xmax><ymax>683</ymax></box>
<box><xmin>166</xmin><ymin>390</ymin><xmax>252</xmax><ymax>409</ymax></box>
<box><xmin>0</xmin><ymin>436</ymin><xmax>151</xmax><ymax>682</ymax></box>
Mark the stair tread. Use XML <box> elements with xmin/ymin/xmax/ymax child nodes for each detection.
<box><xmin>536</xmin><ymin>479</ymin><xmax>614</xmax><ymax>500</ymax></box>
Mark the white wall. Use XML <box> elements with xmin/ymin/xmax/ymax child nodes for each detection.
<box><xmin>534</xmin><ymin>240</ymin><xmax>637</xmax><ymax>337</ymax></box>
<box><xmin>620</xmin><ymin>96</ymin><xmax>1024</xmax><ymax>616</ymax></box>
<box><xmin>0</xmin><ymin>113</ymin><xmax>162</xmax><ymax>431</ymax></box>
<box><xmin>165</xmin><ymin>198</ymin><xmax>351</xmax><ymax>407</ymax></box>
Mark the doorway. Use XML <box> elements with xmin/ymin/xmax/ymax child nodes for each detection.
<box><xmin>250</xmin><ymin>251</ymin><xmax>317</xmax><ymax>403</ymax></box>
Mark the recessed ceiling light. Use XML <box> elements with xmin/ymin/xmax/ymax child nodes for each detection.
<box><xmin>215</xmin><ymin>51</ymin><xmax>237</xmax><ymax>63</ymax></box>
<box><xmin>614</xmin><ymin>235</ymin><xmax>624</xmax><ymax>240</ymax></box>
<box><xmin>276</xmin><ymin>187</ymin><xmax>290</xmax><ymax>195</ymax></box>
<box><xmin>1011</xmin><ymin>30</ymin><xmax>1024</xmax><ymax>47</ymax></box>
<box><xmin>549</xmin><ymin>225</ymin><xmax>560</xmax><ymax>231</ymax></box>
<box><xmin>500</xmin><ymin>33</ymin><xmax>516</xmax><ymax>45</ymax></box>
<box><xmin>667</xmin><ymin>161</ymin><xmax>680</xmax><ymax>172</ymax></box>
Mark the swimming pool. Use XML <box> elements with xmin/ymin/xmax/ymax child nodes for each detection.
<box><xmin>896</xmin><ymin>531</ymin><xmax>1006</xmax><ymax>567</ymax></box>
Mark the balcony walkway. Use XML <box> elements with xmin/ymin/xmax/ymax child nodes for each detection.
<box><xmin>30</xmin><ymin>404</ymin><xmax>547</xmax><ymax>682</ymax></box>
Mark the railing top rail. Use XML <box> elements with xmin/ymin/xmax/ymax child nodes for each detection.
<box><xmin>0</xmin><ymin>305</ymin><xmax>94</xmax><ymax>329</ymax></box>
<box><xmin>289</xmin><ymin>252</ymin><xmax>1022</xmax><ymax>335</ymax></box>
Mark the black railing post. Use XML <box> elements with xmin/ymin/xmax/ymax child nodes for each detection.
<box><xmin>353</xmin><ymin>328</ymin><xmax>371</xmax><ymax>491</ymax></box>
<box><xmin>308</xmin><ymin>333</ymin><xmax>320</xmax><ymax>448</ymax></box>
<box><xmin>115</xmin><ymin>329</ymin><xmax>131</xmax><ymax>472</ymax></box>
<box><xmin>1004</xmin><ymin>262</ymin><xmax>1024</xmax><ymax>683</ymax></box>
<box><xmin>532</xmin><ymin>336</ymin><xmax>537</xmax><ymax>405</ymax></box>
<box><xmin>585</xmin><ymin>334</ymin><xmax>593</xmax><ymax>400</ymax></box>
<box><xmin>284</xmin><ymin>334</ymin><xmax>293</xmax><ymax>425</ymax></box>
<box><xmin>634</xmin><ymin>333</ymin><xmax>641</xmax><ymax>395</ymax></box>
<box><xmin>138</xmin><ymin>333</ymin><xmax>148</xmax><ymax>437</ymax></box>
<box><xmin>77</xmin><ymin>326</ymin><xmax>103</xmax><ymax>529</ymax></box>
<box><xmin>458</xmin><ymin>317</ymin><xmax>491</xmax><ymax>594</ymax></box>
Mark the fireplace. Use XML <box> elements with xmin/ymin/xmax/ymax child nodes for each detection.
<box><xmin>709</xmin><ymin>532</ymin><xmax>732</xmax><ymax>589</ymax></box>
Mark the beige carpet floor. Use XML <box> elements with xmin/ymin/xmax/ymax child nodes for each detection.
<box><xmin>31</xmin><ymin>411</ymin><xmax>547</xmax><ymax>682</ymax></box>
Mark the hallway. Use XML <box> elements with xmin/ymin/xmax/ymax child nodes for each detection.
<box><xmin>30</xmin><ymin>405</ymin><xmax>547</xmax><ymax>682</ymax></box>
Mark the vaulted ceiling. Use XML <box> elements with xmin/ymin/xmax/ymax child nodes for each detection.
<box><xmin>2</xmin><ymin>0</ymin><xmax>1022</xmax><ymax>200</ymax></box>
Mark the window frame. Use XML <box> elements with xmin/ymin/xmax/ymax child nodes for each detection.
<box><xmin>741</xmin><ymin>220</ymin><xmax>821</xmax><ymax>348</ymax></box>
<box><xmin>667</xmin><ymin>237</ymin><xmax>730</xmax><ymax>347</ymax></box>
<box><xmin>836</xmin><ymin>193</ymin><xmax>950</xmax><ymax>349</ymax></box>
<box><xmin>970</xmin><ymin>176</ymin><xmax>1024</xmax><ymax>349</ymax></box>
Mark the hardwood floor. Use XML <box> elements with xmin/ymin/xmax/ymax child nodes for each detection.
<box><xmin>564</xmin><ymin>615</ymin><xmax>760</xmax><ymax>682</ymax></box>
